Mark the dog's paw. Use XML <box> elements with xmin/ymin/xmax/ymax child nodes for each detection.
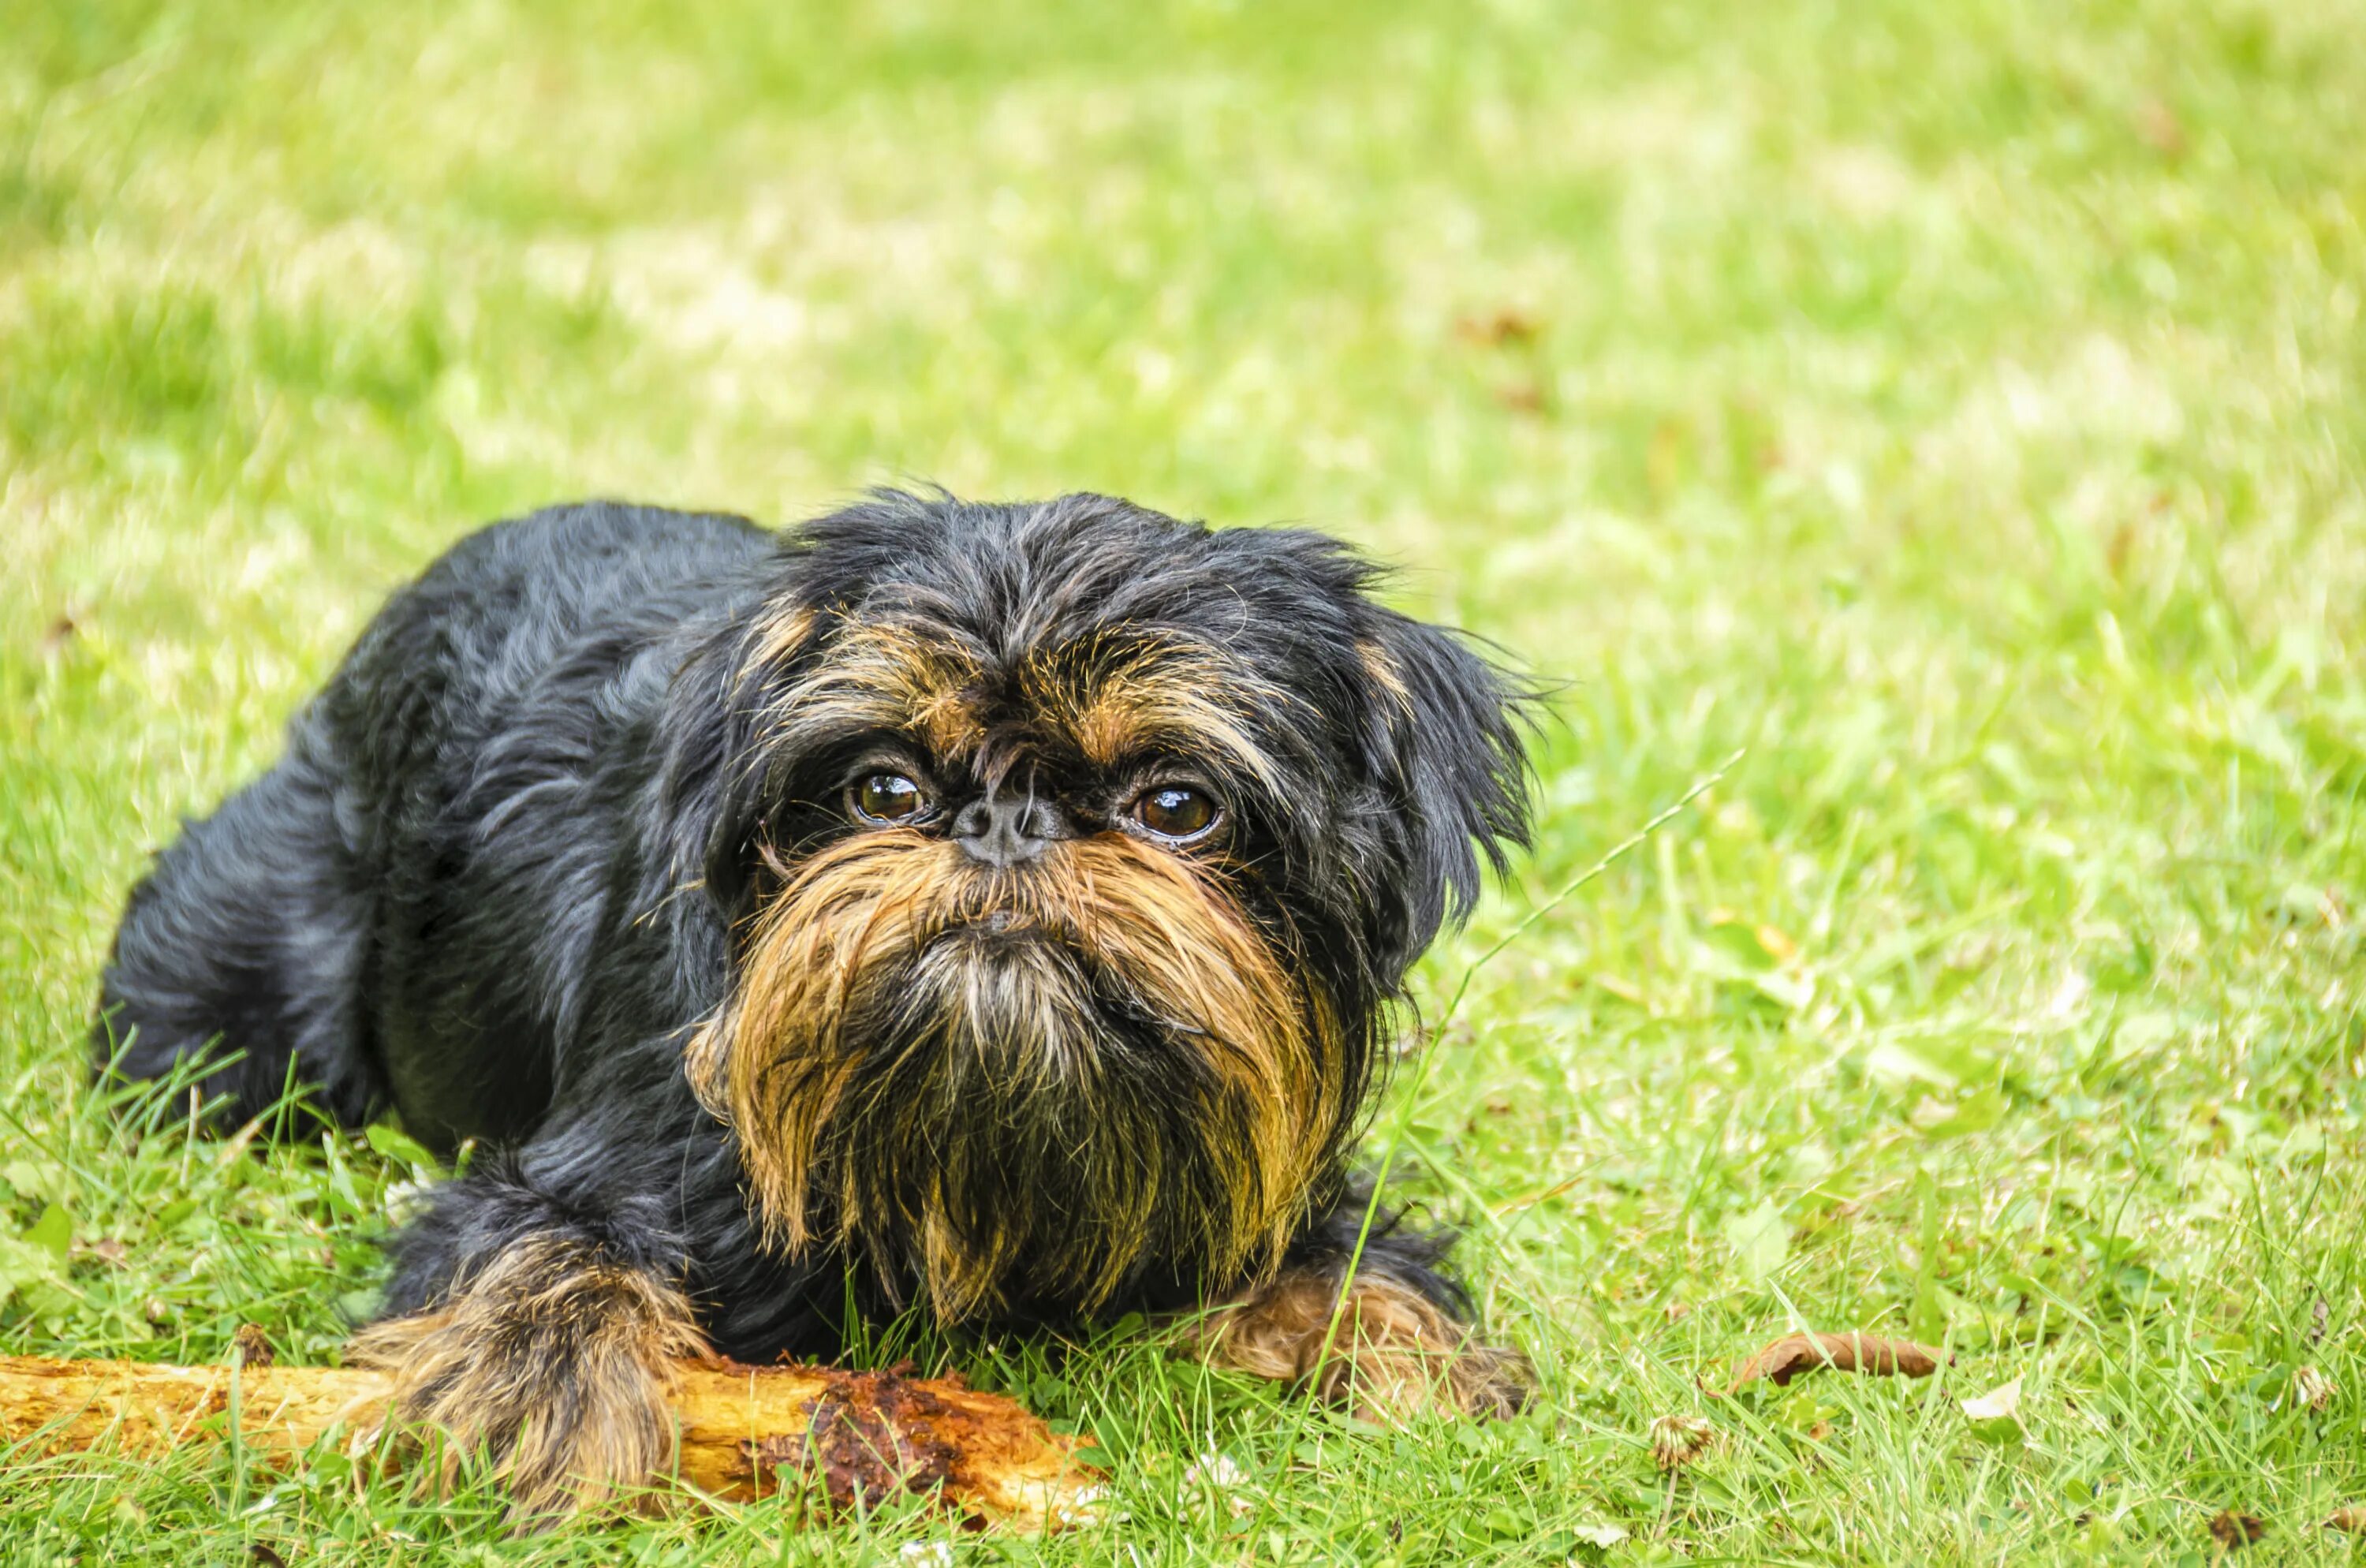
<box><xmin>345</xmin><ymin>1234</ymin><xmax>707</xmax><ymax>1522</ymax></box>
<box><xmin>1196</xmin><ymin>1266</ymin><xmax>1532</xmax><ymax>1422</ymax></box>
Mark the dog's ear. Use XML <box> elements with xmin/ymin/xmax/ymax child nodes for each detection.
<box><xmin>1351</xmin><ymin>610</ymin><xmax>1534</xmax><ymax>977</ymax></box>
<box><xmin>651</xmin><ymin>625</ymin><xmax>752</xmax><ymax>920</ymax></box>
<box><xmin>654</xmin><ymin>596</ymin><xmax>824</xmax><ymax>922</ymax></box>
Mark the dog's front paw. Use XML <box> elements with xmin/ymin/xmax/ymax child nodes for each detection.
<box><xmin>1199</xmin><ymin>1266</ymin><xmax>1532</xmax><ymax>1423</ymax></box>
<box><xmin>345</xmin><ymin>1234</ymin><xmax>707</xmax><ymax>1521</ymax></box>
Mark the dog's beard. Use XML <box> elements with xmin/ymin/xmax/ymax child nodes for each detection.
<box><xmin>686</xmin><ymin>831</ymin><xmax>1342</xmax><ymax>1321</ymax></box>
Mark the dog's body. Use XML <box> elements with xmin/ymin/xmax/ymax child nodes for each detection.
<box><xmin>96</xmin><ymin>494</ymin><xmax>1531</xmax><ymax>1515</ymax></box>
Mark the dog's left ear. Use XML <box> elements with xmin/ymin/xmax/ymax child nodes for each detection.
<box><xmin>653</xmin><ymin>593</ymin><xmax>825</xmax><ymax>923</ymax></box>
<box><xmin>1351</xmin><ymin>610</ymin><xmax>1535</xmax><ymax>976</ymax></box>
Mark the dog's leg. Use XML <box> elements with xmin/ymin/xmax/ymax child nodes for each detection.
<box><xmin>345</xmin><ymin>1159</ymin><xmax>707</xmax><ymax>1521</ymax></box>
<box><xmin>1192</xmin><ymin>1211</ymin><xmax>1529</xmax><ymax>1421</ymax></box>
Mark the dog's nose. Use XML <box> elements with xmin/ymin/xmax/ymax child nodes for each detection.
<box><xmin>950</xmin><ymin>793</ymin><xmax>1064</xmax><ymax>868</ymax></box>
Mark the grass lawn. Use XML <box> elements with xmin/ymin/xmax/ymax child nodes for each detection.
<box><xmin>6</xmin><ymin>0</ymin><xmax>2366</xmax><ymax>1560</ymax></box>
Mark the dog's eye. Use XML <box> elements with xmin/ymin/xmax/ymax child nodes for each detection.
<box><xmin>850</xmin><ymin>774</ymin><xmax>926</xmax><ymax>825</ymax></box>
<box><xmin>1133</xmin><ymin>785</ymin><xmax>1218</xmax><ymax>842</ymax></box>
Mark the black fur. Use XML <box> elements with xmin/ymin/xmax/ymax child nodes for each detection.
<box><xmin>95</xmin><ymin>493</ymin><xmax>1529</xmax><ymax>1365</ymax></box>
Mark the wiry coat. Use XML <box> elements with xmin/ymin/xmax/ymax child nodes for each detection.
<box><xmin>95</xmin><ymin>493</ymin><xmax>1532</xmax><ymax>1515</ymax></box>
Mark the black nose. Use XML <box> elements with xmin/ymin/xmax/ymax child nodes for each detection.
<box><xmin>950</xmin><ymin>793</ymin><xmax>1064</xmax><ymax>868</ymax></box>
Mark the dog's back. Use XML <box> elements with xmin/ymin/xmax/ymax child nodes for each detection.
<box><xmin>93</xmin><ymin>502</ymin><xmax>769</xmax><ymax>1142</ymax></box>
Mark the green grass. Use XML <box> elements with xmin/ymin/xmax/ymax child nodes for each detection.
<box><xmin>6</xmin><ymin>0</ymin><xmax>2366</xmax><ymax>1560</ymax></box>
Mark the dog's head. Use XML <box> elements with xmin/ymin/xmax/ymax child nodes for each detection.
<box><xmin>668</xmin><ymin>493</ymin><xmax>1529</xmax><ymax>1320</ymax></box>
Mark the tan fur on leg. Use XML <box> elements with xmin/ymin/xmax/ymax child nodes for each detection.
<box><xmin>1192</xmin><ymin>1267</ymin><xmax>1529</xmax><ymax>1421</ymax></box>
<box><xmin>345</xmin><ymin>1234</ymin><xmax>708</xmax><ymax>1522</ymax></box>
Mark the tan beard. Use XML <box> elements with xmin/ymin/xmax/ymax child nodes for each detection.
<box><xmin>685</xmin><ymin>830</ymin><xmax>1345</xmax><ymax>1321</ymax></box>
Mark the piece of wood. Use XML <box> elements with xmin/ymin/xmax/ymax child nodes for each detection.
<box><xmin>0</xmin><ymin>1351</ymin><xmax>1101</xmax><ymax>1532</ymax></box>
<box><xmin>1721</xmin><ymin>1331</ymin><xmax>1950</xmax><ymax>1394</ymax></box>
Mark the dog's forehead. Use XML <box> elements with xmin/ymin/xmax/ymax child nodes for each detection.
<box><xmin>815</xmin><ymin>603</ymin><xmax>1297</xmax><ymax>784</ymax></box>
<box><xmin>750</xmin><ymin>495</ymin><xmax>1375</xmax><ymax>783</ymax></box>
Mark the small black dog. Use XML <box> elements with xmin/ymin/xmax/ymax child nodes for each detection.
<box><xmin>95</xmin><ymin>492</ymin><xmax>1532</xmax><ymax>1514</ymax></box>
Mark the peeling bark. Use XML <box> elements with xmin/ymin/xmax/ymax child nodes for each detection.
<box><xmin>0</xmin><ymin>1351</ymin><xmax>1099</xmax><ymax>1533</ymax></box>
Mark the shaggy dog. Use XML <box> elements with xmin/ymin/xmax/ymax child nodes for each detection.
<box><xmin>95</xmin><ymin>492</ymin><xmax>1533</xmax><ymax>1515</ymax></box>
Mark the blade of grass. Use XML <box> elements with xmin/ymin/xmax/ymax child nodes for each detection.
<box><xmin>1308</xmin><ymin>751</ymin><xmax>1744</xmax><ymax>1405</ymax></box>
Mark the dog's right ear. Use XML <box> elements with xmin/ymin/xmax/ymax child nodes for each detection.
<box><xmin>654</xmin><ymin>595</ymin><xmax>826</xmax><ymax>922</ymax></box>
<box><xmin>1347</xmin><ymin>608</ymin><xmax>1536</xmax><ymax>980</ymax></box>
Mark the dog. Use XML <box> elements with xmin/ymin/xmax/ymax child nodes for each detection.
<box><xmin>93</xmin><ymin>491</ymin><xmax>1534</xmax><ymax>1516</ymax></box>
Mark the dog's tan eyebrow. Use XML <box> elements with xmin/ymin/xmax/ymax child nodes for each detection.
<box><xmin>761</xmin><ymin>616</ymin><xmax>986</xmax><ymax>757</ymax></box>
<box><xmin>749</xmin><ymin>603</ymin><xmax>816</xmax><ymax>669</ymax></box>
<box><xmin>1023</xmin><ymin>637</ymin><xmax>1299</xmax><ymax>794</ymax></box>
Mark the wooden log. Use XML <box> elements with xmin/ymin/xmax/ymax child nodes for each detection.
<box><xmin>0</xmin><ymin>1350</ymin><xmax>1101</xmax><ymax>1532</ymax></box>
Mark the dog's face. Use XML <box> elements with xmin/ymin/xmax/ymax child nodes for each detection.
<box><xmin>671</xmin><ymin>494</ymin><xmax>1528</xmax><ymax>1320</ymax></box>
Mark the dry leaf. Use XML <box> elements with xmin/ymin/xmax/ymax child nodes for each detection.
<box><xmin>1494</xmin><ymin>379</ymin><xmax>1547</xmax><ymax>413</ymax></box>
<box><xmin>2293</xmin><ymin>1365</ymin><xmax>2337</xmax><ymax>1413</ymax></box>
<box><xmin>1454</xmin><ymin>306</ymin><xmax>1541</xmax><ymax>345</ymax></box>
<box><xmin>1961</xmin><ymin>1376</ymin><xmax>2022</xmax><ymax>1424</ymax></box>
<box><xmin>248</xmin><ymin>1548</ymin><xmax>289</xmax><ymax>1568</ymax></box>
<box><xmin>1723</xmin><ymin>1331</ymin><xmax>1949</xmax><ymax>1393</ymax></box>
<box><xmin>1648</xmin><ymin>1414</ymin><xmax>1714</xmax><ymax>1471</ymax></box>
<box><xmin>2323</xmin><ymin>1507</ymin><xmax>2366</xmax><ymax>1533</ymax></box>
<box><xmin>2208</xmin><ymin>1510</ymin><xmax>2267</xmax><ymax>1550</ymax></box>
<box><xmin>2136</xmin><ymin>99</ymin><xmax>2186</xmax><ymax>157</ymax></box>
<box><xmin>230</xmin><ymin>1323</ymin><xmax>276</xmax><ymax>1369</ymax></box>
<box><xmin>2308</xmin><ymin>1296</ymin><xmax>2329</xmax><ymax>1345</ymax></box>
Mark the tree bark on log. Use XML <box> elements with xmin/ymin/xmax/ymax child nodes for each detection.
<box><xmin>0</xmin><ymin>1350</ymin><xmax>1100</xmax><ymax>1533</ymax></box>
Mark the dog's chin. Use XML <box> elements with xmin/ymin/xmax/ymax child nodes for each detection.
<box><xmin>921</xmin><ymin>917</ymin><xmax>1064</xmax><ymax>970</ymax></box>
<box><xmin>898</xmin><ymin>924</ymin><xmax>1111</xmax><ymax>1084</ymax></box>
<box><xmin>812</xmin><ymin>935</ymin><xmax>1256</xmax><ymax>1320</ymax></box>
<box><xmin>689</xmin><ymin>832</ymin><xmax>1345</xmax><ymax>1322</ymax></box>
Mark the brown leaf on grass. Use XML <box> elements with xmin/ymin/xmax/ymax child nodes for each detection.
<box><xmin>2308</xmin><ymin>1296</ymin><xmax>2329</xmax><ymax>1345</ymax></box>
<box><xmin>2208</xmin><ymin>1510</ymin><xmax>2267</xmax><ymax>1550</ymax></box>
<box><xmin>1454</xmin><ymin>306</ymin><xmax>1541</xmax><ymax>345</ymax></box>
<box><xmin>2324</xmin><ymin>1507</ymin><xmax>2366</xmax><ymax>1533</ymax></box>
<box><xmin>248</xmin><ymin>1547</ymin><xmax>289</xmax><ymax>1568</ymax></box>
<box><xmin>2293</xmin><ymin>1365</ymin><xmax>2337</xmax><ymax>1412</ymax></box>
<box><xmin>39</xmin><ymin>614</ymin><xmax>78</xmax><ymax>657</ymax></box>
<box><xmin>1722</xmin><ymin>1331</ymin><xmax>1949</xmax><ymax>1394</ymax></box>
<box><xmin>230</xmin><ymin>1323</ymin><xmax>275</xmax><ymax>1369</ymax></box>
<box><xmin>1648</xmin><ymin>1414</ymin><xmax>1714</xmax><ymax>1471</ymax></box>
<box><xmin>1494</xmin><ymin>379</ymin><xmax>1547</xmax><ymax>414</ymax></box>
<box><xmin>2136</xmin><ymin>99</ymin><xmax>2186</xmax><ymax>158</ymax></box>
